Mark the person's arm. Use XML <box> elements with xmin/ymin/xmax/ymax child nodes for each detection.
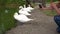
<box><xmin>51</xmin><ymin>3</ymin><xmax>60</xmax><ymax>15</ymax></box>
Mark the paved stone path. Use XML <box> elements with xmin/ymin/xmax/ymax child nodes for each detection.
<box><xmin>6</xmin><ymin>6</ymin><xmax>59</xmax><ymax>34</ymax></box>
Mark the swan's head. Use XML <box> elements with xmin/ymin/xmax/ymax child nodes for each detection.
<box><xmin>24</xmin><ymin>5</ymin><xmax>26</xmax><ymax>8</ymax></box>
<box><xmin>14</xmin><ymin>12</ymin><xmax>18</xmax><ymax>18</ymax></box>
<box><xmin>14</xmin><ymin>12</ymin><xmax>18</xmax><ymax>15</ymax></box>
<box><xmin>19</xmin><ymin>6</ymin><xmax>23</xmax><ymax>9</ymax></box>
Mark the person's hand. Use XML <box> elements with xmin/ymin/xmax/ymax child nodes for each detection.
<box><xmin>50</xmin><ymin>2</ymin><xmax>56</xmax><ymax>8</ymax></box>
<box><xmin>51</xmin><ymin>2</ymin><xmax>60</xmax><ymax>15</ymax></box>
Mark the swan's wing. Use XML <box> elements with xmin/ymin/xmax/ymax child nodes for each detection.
<box><xmin>19</xmin><ymin>11</ymin><xmax>31</xmax><ymax>15</ymax></box>
<box><xmin>23</xmin><ymin>8</ymin><xmax>31</xmax><ymax>12</ymax></box>
<box><xmin>17</xmin><ymin>15</ymin><xmax>30</xmax><ymax>22</ymax></box>
<box><xmin>19</xmin><ymin>15</ymin><xmax>28</xmax><ymax>19</ymax></box>
<box><xmin>27</xmin><ymin>7</ymin><xmax>34</xmax><ymax>10</ymax></box>
<box><xmin>14</xmin><ymin>15</ymin><xmax>34</xmax><ymax>22</ymax></box>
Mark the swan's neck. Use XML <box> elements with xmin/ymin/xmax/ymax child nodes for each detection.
<box><xmin>24</xmin><ymin>5</ymin><xmax>26</xmax><ymax>8</ymax></box>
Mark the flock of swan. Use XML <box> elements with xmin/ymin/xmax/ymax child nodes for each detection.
<box><xmin>14</xmin><ymin>5</ymin><xmax>34</xmax><ymax>23</ymax></box>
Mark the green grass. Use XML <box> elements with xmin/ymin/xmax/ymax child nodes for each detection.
<box><xmin>0</xmin><ymin>8</ymin><xmax>18</xmax><ymax>34</ymax></box>
<box><xmin>42</xmin><ymin>10</ymin><xmax>57</xmax><ymax>16</ymax></box>
<box><xmin>47</xmin><ymin>0</ymin><xmax>57</xmax><ymax>2</ymax></box>
<box><xmin>0</xmin><ymin>0</ymin><xmax>26</xmax><ymax>34</ymax></box>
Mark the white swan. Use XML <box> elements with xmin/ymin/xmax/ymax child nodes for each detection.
<box><xmin>14</xmin><ymin>12</ymin><xmax>33</xmax><ymax>22</ymax></box>
<box><xmin>23</xmin><ymin>5</ymin><xmax>31</xmax><ymax>12</ymax></box>
<box><xmin>19</xmin><ymin>5</ymin><xmax>31</xmax><ymax>15</ymax></box>
<box><xmin>27</xmin><ymin>5</ymin><xmax>34</xmax><ymax>10</ymax></box>
<box><xmin>19</xmin><ymin>9</ymin><xmax>31</xmax><ymax>16</ymax></box>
